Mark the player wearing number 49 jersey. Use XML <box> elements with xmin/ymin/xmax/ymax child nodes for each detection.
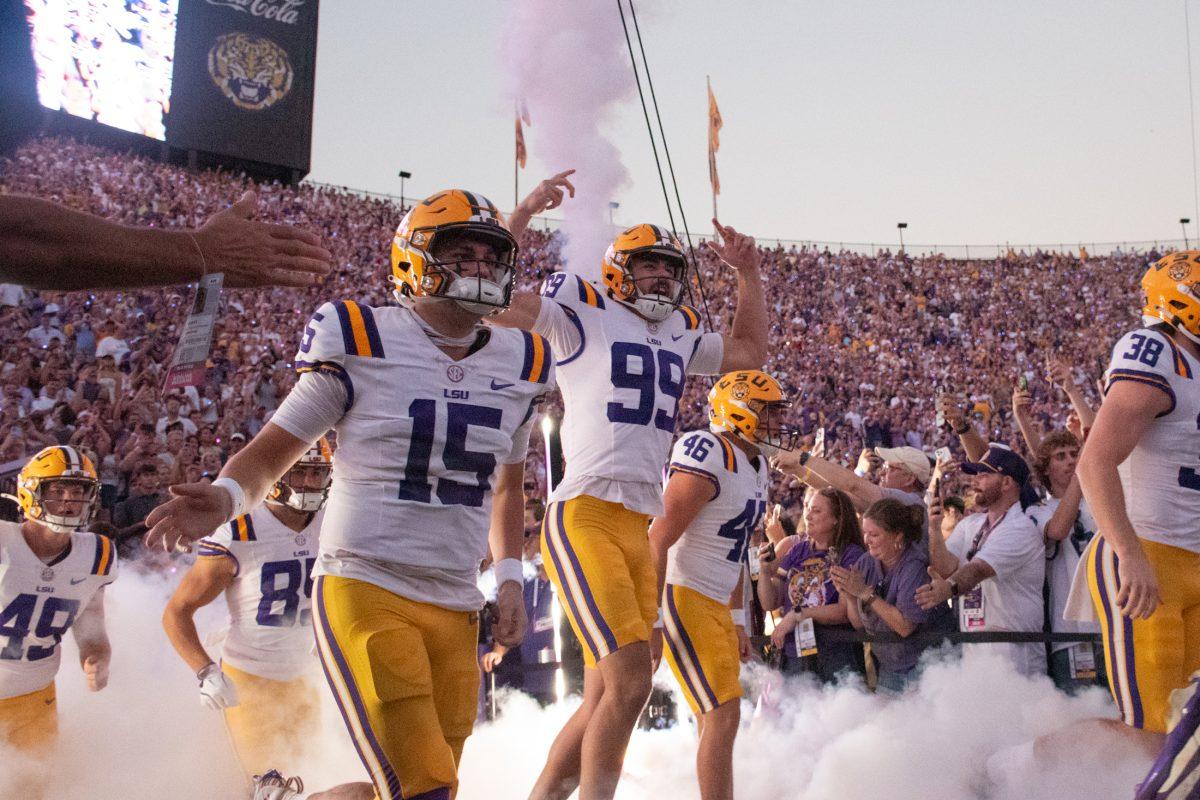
<box><xmin>498</xmin><ymin>169</ymin><xmax>767</xmax><ymax>800</ymax></box>
<box><xmin>146</xmin><ymin>189</ymin><xmax>550</xmax><ymax>800</ymax></box>
<box><xmin>162</xmin><ymin>440</ymin><xmax>331</xmax><ymax>779</ymax></box>
<box><xmin>0</xmin><ymin>446</ymin><xmax>114</xmax><ymax>760</ymax></box>
<box><xmin>1050</xmin><ymin>252</ymin><xmax>1200</xmax><ymax>800</ymax></box>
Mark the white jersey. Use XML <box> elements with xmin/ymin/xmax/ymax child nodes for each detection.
<box><xmin>1104</xmin><ymin>327</ymin><xmax>1200</xmax><ymax>552</ymax></box>
<box><xmin>664</xmin><ymin>430</ymin><xmax>768</xmax><ymax>603</ymax></box>
<box><xmin>284</xmin><ymin>300</ymin><xmax>553</xmax><ymax>611</ymax></box>
<box><xmin>1027</xmin><ymin>496</ymin><xmax>1099</xmax><ymax>653</ymax></box>
<box><xmin>0</xmin><ymin>522</ymin><xmax>117</xmax><ymax>699</ymax></box>
<box><xmin>533</xmin><ymin>272</ymin><xmax>725</xmax><ymax>516</ymax></box>
<box><xmin>197</xmin><ymin>505</ymin><xmax>324</xmax><ymax>681</ymax></box>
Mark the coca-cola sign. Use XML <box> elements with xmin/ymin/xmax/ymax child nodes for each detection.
<box><xmin>204</xmin><ymin>0</ymin><xmax>306</xmax><ymax>25</ymax></box>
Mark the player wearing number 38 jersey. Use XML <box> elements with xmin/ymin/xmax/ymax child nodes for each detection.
<box><xmin>144</xmin><ymin>189</ymin><xmax>552</xmax><ymax>800</ymax></box>
<box><xmin>1060</xmin><ymin>251</ymin><xmax>1200</xmax><ymax>800</ymax></box>
<box><xmin>497</xmin><ymin>179</ymin><xmax>767</xmax><ymax>800</ymax></box>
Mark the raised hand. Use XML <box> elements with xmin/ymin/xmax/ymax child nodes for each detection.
<box><xmin>706</xmin><ymin>219</ymin><xmax>761</xmax><ymax>273</ymax></box>
<box><xmin>143</xmin><ymin>482</ymin><xmax>234</xmax><ymax>552</ymax></box>
<box><xmin>518</xmin><ymin>170</ymin><xmax>577</xmax><ymax>216</ymax></box>
<box><xmin>492</xmin><ymin>580</ymin><xmax>529</xmax><ymax>647</ymax></box>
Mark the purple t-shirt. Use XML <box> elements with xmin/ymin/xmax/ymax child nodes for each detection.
<box><xmin>855</xmin><ymin>545</ymin><xmax>956</xmax><ymax>673</ymax></box>
<box><xmin>778</xmin><ymin>538</ymin><xmax>865</xmax><ymax>657</ymax></box>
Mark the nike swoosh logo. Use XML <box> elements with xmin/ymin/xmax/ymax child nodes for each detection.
<box><xmin>490</xmin><ymin>380</ymin><xmax>514</xmax><ymax>390</ymax></box>
<box><xmin>70</xmin><ymin>578</ymin><xmax>87</xmax><ymax>585</ymax></box>
<box><xmin>671</xmin><ymin>334</ymin><xmax>684</xmax><ymax>341</ymax></box>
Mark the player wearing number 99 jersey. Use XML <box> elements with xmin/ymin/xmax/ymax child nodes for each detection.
<box><xmin>493</xmin><ymin>199</ymin><xmax>767</xmax><ymax>799</ymax></box>
<box><xmin>1057</xmin><ymin>252</ymin><xmax>1200</xmax><ymax>800</ymax></box>
<box><xmin>145</xmin><ymin>190</ymin><xmax>551</xmax><ymax>800</ymax></box>
<box><xmin>0</xmin><ymin>446</ymin><xmax>114</xmax><ymax>758</ymax></box>
<box><xmin>162</xmin><ymin>440</ymin><xmax>330</xmax><ymax>779</ymax></box>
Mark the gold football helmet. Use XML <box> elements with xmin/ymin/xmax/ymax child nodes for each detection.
<box><xmin>600</xmin><ymin>224</ymin><xmax>687</xmax><ymax>321</ymax></box>
<box><xmin>267</xmin><ymin>437</ymin><xmax>333</xmax><ymax>513</ymax></box>
<box><xmin>708</xmin><ymin>370</ymin><xmax>798</xmax><ymax>450</ymax></box>
<box><xmin>16</xmin><ymin>446</ymin><xmax>100</xmax><ymax>532</ymax></box>
<box><xmin>390</xmin><ymin>190</ymin><xmax>518</xmax><ymax>314</ymax></box>
<box><xmin>1143</xmin><ymin>251</ymin><xmax>1200</xmax><ymax>345</ymax></box>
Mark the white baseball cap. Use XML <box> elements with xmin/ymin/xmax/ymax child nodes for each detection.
<box><xmin>874</xmin><ymin>446</ymin><xmax>932</xmax><ymax>485</ymax></box>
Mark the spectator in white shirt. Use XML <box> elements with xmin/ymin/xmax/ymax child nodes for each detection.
<box><xmin>919</xmin><ymin>444</ymin><xmax>1047</xmax><ymax>677</ymax></box>
<box><xmin>25</xmin><ymin>316</ymin><xmax>65</xmax><ymax>349</ymax></box>
<box><xmin>94</xmin><ymin>320</ymin><xmax>130</xmax><ymax>363</ymax></box>
<box><xmin>1027</xmin><ymin>429</ymin><xmax>1104</xmax><ymax>693</ymax></box>
<box><xmin>156</xmin><ymin>395</ymin><xmax>198</xmax><ymax>436</ymax></box>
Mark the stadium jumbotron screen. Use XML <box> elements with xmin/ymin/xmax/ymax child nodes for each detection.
<box><xmin>24</xmin><ymin>0</ymin><xmax>180</xmax><ymax>141</ymax></box>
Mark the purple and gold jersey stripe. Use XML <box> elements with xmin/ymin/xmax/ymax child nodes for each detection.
<box><xmin>1164</xmin><ymin>336</ymin><xmax>1195</xmax><ymax>379</ymax></box>
<box><xmin>667</xmin><ymin>463</ymin><xmax>721</xmax><ymax>499</ymax></box>
<box><xmin>520</xmin><ymin>331</ymin><xmax>551</xmax><ymax>384</ymax></box>
<box><xmin>576</xmin><ymin>277</ymin><xmax>605</xmax><ymax>308</ymax></box>
<box><xmin>716</xmin><ymin>435</ymin><xmax>738</xmax><ymax>472</ymax></box>
<box><xmin>230</xmin><ymin>514</ymin><xmax>256</xmax><ymax>542</ymax></box>
<box><xmin>90</xmin><ymin>534</ymin><xmax>114</xmax><ymax>576</ymax></box>
<box><xmin>677</xmin><ymin>305</ymin><xmax>701</xmax><ymax>330</ymax></box>
<box><xmin>1106</xmin><ymin>369</ymin><xmax>1176</xmax><ymax>416</ymax></box>
<box><xmin>196</xmin><ymin>539</ymin><xmax>240</xmax><ymax>575</ymax></box>
<box><xmin>296</xmin><ymin>360</ymin><xmax>355</xmax><ymax>413</ymax></box>
<box><xmin>543</xmin><ymin>502</ymin><xmax>619</xmax><ymax>662</ymax></box>
<box><xmin>1087</xmin><ymin>537</ymin><xmax>1145</xmax><ymax>729</ymax></box>
<box><xmin>334</xmin><ymin>301</ymin><xmax>385</xmax><ymax>359</ymax></box>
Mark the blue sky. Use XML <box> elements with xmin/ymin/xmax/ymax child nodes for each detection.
<box><xmin>306</xmin><ymin>1</ymin><xmax>1200</xmax><ymax>249</ymax></box>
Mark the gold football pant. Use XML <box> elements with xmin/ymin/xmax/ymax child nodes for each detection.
<box><xmin>220</xmin><ymin>662</ymin><xmax>320</xmax><ymax>779</ymax></box>
<box><xmin>312</xmin><ymin>575</ymin><xmax>480</xmax><ymax>800</ymax></box>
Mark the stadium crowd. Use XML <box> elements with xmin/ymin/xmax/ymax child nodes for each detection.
<box><xmin>0</xmin><ymin>136</ymin><xmax>1150</xmax><ymax>693</ymax></box>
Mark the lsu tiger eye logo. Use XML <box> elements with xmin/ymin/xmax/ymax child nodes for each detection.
<box><xmin>208</xmin><ymin>32</ymin><xmax>294</xmax><ymax>111</ymax></box>
<box><xmin>731</xmin><ymin>381</ymin><xmax>750</xmax><ymax>400</ymax></box>
<box><xmin>1170</xmin><ymin>262</ymin><xmax>1191</xmax><ymax>281</ymax></box>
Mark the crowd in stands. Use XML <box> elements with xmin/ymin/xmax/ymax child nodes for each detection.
<box><xmin>0</xmin><ymin>136</ymin><xmax>1148</xmax><ymax>695</ymax></box>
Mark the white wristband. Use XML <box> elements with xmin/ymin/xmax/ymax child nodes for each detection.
<box><xmin>652</xmin><ymin>610</ymin><xmax>664</xmax><ymax>630</ymax></box>
<box><xmin>494</xmin><ymin>558</ymin><xmax>524</xmax><ymax>588</ymax></box>
<box><xmin>212</xmin><ymin>477</ymin><xmax>247</xmax><ymax>521</ymax></box>
<box><xmin>731</xmin><ymin>609</ymin><xmax>747</xmax><ymax>627</ymax></box>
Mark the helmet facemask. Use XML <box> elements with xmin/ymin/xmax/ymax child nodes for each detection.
<box><xmin>268</xmin><ymin>462</ymin><xmax>332</xmax><ymax>513</ymax></box>
<box><xmin>623</xmin><ymin>250</ymin><xmax>687</xmax><ymax>322</ymax></box>
<box><xmin>423</xmin><ymin>225</ymin><xmax>517</xmax><ymax>315</ymax></box>
<box><xmin>747</xmin><ymin>399</ymin><xmax>802</xmax><ymax>452</ymax></box>
<box><xmin>30</xmin><ymin>477</ymin><xmax>99</xmax><ymax>533</ymax></box>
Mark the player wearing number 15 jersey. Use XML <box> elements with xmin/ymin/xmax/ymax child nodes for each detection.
<box><xmin>145</xmin><ymin>190</ymin><xmax>552</xmax><ymax>800</ymax></box>
<box><xmin>497</xmin><ymin>176</ymin><xmax>767</xmax><ymax>800</ymax></box>
<box><xmin>0</xmin><ymin>446</ymin><xmax>114</xmax><ymax>759</ymax></box>
<box><xmin>647</xmin><ymin>371</ymin><xmax>783</xmax><ymax>800</ymax></box>
<box><xmin>1059</xmin><ymin>252</ymin><xmax>1200</xmax><ymax>800</ymax></box>
<box><xmin>161</xmin><ymin>440</ymin><xmax>331</xmax><ymax>779</ymax></box>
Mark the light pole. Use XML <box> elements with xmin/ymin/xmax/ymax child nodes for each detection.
<box><xmin>609</xmin><ymin>201</ymin><xmax>620</xmax><ymax>225</ymax></box>
<box><xmin>897</xmin><ymin>222</ymin><xmax>908</xmax><ymax>253</ymax></box>
<box><xmin>398</xmin><ymin>170</ymin><xmax>412</xmax><ymax>207</ymax></box>
<box><xmin>1182</xmin><ymin>217</ymin><xmax>1191</xmax><ymax>248</ymax></box>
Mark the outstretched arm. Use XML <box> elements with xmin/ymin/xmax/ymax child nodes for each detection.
<box><xmin>507</xmin><ymin>170</ymin><xmax>576</xmax><ymax>241</ymax></box>
<box><xmin>162</xmin><ymin>556</ymin><xmax>237</xmax><ymax>674</ymax></box>
<box><xmin>0</xmin><ymin>192</ymin><xmax>332</xmax><ymax>290</ymax></box>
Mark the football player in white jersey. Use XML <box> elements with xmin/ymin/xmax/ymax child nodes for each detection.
<box><xmin>647</xmin><ymin>371</ymin><xmax>783</xmax><ymax>800</ymax></box>
<box><xmin>0</xmin><ymin>446</ymin><xmax>115</xmax><ymax>759</ymax></box>
<box><xmin>496</xmin><ymin>173</ymin><xmax>767</xmax><ymax>800</ymax></box>
<box><xmin>145</xmin><ymin>190</ymin><xmax>553</xmax><ymax>800</ymax></box>
<box><xmin>1060</xmin><ymin>252</ymin><xmax>1200</xmax><ymax>800</ymax></box>
<box><xmin>985</xmin><ymin>253</ymin><xmax>1200</xmax><ymax>796</ymax></box>
<box><xmin>162</xmin><ymin>439</ymin><xmax>332</xmax><ymax>778</ymax></box>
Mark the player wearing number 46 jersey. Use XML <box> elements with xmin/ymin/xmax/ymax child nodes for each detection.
<box><xmin>146</xmin><ymin>189</ymin><xmax>552</xmax><ymax>800</ymax></box>
<box><xmin>647</xmin><ymin>371</ymin><xmax>783</xmax><ymax>800</ymax></box>
<box><xmin>162</xmin><ymin>440</ymin><xmax>331</xmax><ymax>779</ymax></box>
<box><xmin>498</xmin><ymin>171</ymin><xmax>767</xmax><ymax>800</ymax></box>
<box><xmin>0</xmin><ymin>446</ymin><xmax>114</xmax><ymax>762</ymax></box>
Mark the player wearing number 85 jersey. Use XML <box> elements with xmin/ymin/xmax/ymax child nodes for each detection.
<box><xmin>162</xmin><ymin>440</ymin><xmax>330</xmax><ymax>779</ymax></box>
<box><xmin>499</xmin><ymin>170</ymin><xmax>767</xmax><ymax>800</ymax></box>
<box><xmin>646</xmin><ymin>371</ymin><xmax>782</xmax><ymax>800</ymax></box>
<box><xmin>0</xmin><ymin>446</ymin><xmax>114</xmax><ymax>764</ymax></box>
<box><xmin>145</xmin><ymin>190</ymin><xmax>552</xmax><ymax>800</ymax></box>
